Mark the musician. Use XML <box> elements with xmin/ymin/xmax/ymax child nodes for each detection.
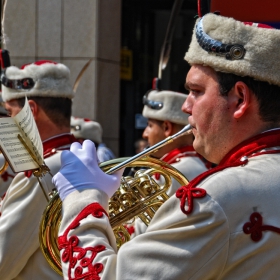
<box><xmin>71</xmin><ymin>116</ymin><xmax>102</xmax><ymax>146</ymax></box>
<box><xmin>142</xmin><ymin>90</ymin><xmax>210</xmax><ymax>187</ymax></box>
<box><xmin>71</xmin><ymin>116</ymin><xmax>115</xmax><ymax>162</ymax></box>
<box><xmin>53</xmin><ymin>13</ymin><xmax>280</xmax><ymax>279</ymax></box>
<box><xmin>132</xmin><ymin>90</ymin><xmax>210</xmax><ymax>236</ymax></box>
<box><xmin>0</xmin><ymin>60</ymin><xmax>76</xmax><ymax>279</ymax></box>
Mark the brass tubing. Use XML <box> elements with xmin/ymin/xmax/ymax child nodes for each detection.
<box><xmin>106</xmin><ymin>124</ymin><xmax>192</xmax><ymax>175</ymax></box>
<box><xmin>40</xmin><ymin>125</ymin><xmax>192</xmax><ymax>275</ymax></box>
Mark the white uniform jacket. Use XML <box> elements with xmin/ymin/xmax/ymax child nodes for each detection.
<box><xmin>0</xmin><ymin>133</ymin><xmax>77</xmax><ymax>280</ymax></box>
<box><xmin>59</xmin><ymin>129</ymin><xmax>280</xmax><ymax>280</ymax></box>
<box><xmin>133</xmin><ymin>145</ymin><xmax>209</xmax><ymax>236</ymax></box>
<box><xmin>156</xmin><ymin>145</ymin><xmax>209</xmax><ymax>195</ymax></box>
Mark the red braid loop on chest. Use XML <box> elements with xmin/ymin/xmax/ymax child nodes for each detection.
<box><xmin>1</xmin><ymin>171</ymin><xmax>15</xmax><ymax>181</ymax></box>
<box><xmin>175</xmin><ymin>160</ymin><xmax>242</xmax><ymax>215</ymax></box>
<box><xmin>176</xmin><ymin>185</ymin><xmax>206</xmax><ymax>214</ymax></box>
<box><xmin>243</xmin><ymin>212</ymin><xmax>280</xmax><ymax>242</ymax></box>
<box><xmin>58</xmin><ymin>203</ymin><xmax>108</xmax><ymax>280</ymax></box>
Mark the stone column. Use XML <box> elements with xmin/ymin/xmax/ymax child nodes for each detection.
<box><xmin>2</xmin><ymin>0</ymin><xmax>121</xmax><ymax>156</ymax></box>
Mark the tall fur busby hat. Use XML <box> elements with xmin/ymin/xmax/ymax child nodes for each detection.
<box><xmin>184</xmin><ymin>13</ymin><xmax>280</xmax><ymax>87</ymax></box>
<box><xmin>1</xmin><ymin>60</ymin><xmax>74</xmax><ymax>102</ymax></box>
<box><xmin>71</xmin><ymin>116</ymin><xmax>102</xmax><ymax>144</ymax></box>
<box><xmin>142</xmin><ymin>90</ymin><xmax>189</xmax><ymax>125</ymax></box>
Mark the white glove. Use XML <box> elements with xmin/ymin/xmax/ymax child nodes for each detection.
<box><xmin>52</xmin><ymin>140</ymin><xmax>124</xmax><ymax>201</ymax></box>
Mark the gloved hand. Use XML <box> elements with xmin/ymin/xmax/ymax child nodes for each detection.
<box><xmin>52</xmin><ymin>140</ymin><xmax>124</xmax><ymax>201</ymax></box>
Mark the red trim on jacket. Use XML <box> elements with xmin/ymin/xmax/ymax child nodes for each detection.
<box><xmin>176</xmin><ymin>129</ymin><xmax>280</xmax><ymax>215</ymax></box>
<box><xmin>24</xmin><ymin>133</ymin><xmax>77</xmax><ymax>177</ymax></box>
<box><xmin>154</xmin><ymin>145</ymin><xmax>210</xmax><ymax>180</ymax></box>
<box><xmin>58</xmin><ymin>203</ymin><xmax>107</xmax><ymax>280</ymax></box>
<box><xmin>1</xmin><ymin>171</ymin><xmax>15</xmax><ymax>182</ymax></box>
<box><xmin>43</xmin><ymin>133</ymin><xmax>77</xmax><ymax>158</ymax></box>
<box><xmin>243</xmin><ymin>212</ymin><xmax>280</xmax><ymax>242</ymax></box>
<box><xmin>161</xmin><ymin>145</ymin><xmax>212</xmax><ymax>168</ymax></box>
<box><xmin>161</xmin><ymin>145</ymin><xmax>198</xmax><ymax>164</ymax></box>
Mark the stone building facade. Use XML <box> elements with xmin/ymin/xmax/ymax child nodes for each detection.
<box><xmin>2</xmin><ymin>0</ymin><xmax>121</xmax><ymax>156</ymax></box>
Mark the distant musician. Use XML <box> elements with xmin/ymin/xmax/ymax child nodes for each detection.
<box><xmin>142</xmin><ymin>90</ymin><xmax>210</xmax><ymax>189</ymax></box>
<box><xmin>70</xmin><ymin>116</ymin><xmax>115</xmax><ymax>162</ymax></box>
<box><xmin>132</xmin><ymin>90</ymin><xmax>210</xmax><ymax>236</ymax></box>
<box><xmin>0</xmin><ymin>60</ymin><xmax>76</xmax><ymax>279</ymax></box>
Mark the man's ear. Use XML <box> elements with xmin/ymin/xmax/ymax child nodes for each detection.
<box><xmin>28</xmin><ymin>100</ymin><xmax>39</xmax><ymax>120</ymax></box>
<box><xmin>230</xmin><ymin>81</ymin><xmax>251</xmax><ymax>119</ymax></box>
<box><xmin>163</xmin><ymin>120</ymin><xmax>173</xmax><ymax>137</ymax></box>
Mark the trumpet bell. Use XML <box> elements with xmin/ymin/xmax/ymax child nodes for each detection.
<box><xmin>39</xmin><ymin>189</ymin><xmax>62</xmax><ymax>275</ymax></box>
<box><xmin>39</xmin><ymin>156</ymin><xmax>189</xmax><ymax>275</ymax></box>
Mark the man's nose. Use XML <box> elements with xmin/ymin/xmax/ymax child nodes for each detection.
<box><xmin>181</xmin><ymin>95</ymin><xmax>192</xmax><ymax>115</ymax></box>
<box><xmin>142</xmin><ymin>128</ymin><xmax>148</xmax><ymax>139</ymax></box>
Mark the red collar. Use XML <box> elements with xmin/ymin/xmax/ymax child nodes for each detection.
<box><xmin>161</xmin><ymin>145</ymin><xmax>211</xmax><ymax>169</ymax></box>
<box><xmin>43</xmin><ymin>134</ymin><xmax>77</xmax><ymax>157</ymax></box>
<box><xmin>24</xmin><ymin>134</ymin><xmax>77</xmax><ymax>178</ymax></box>
<box><xmin>176</xmin><ymin>129</ymin><xmax>280</xmax><ymax>215</ymax></box>
<box><xmin>220</xmin><ymin>129</ymin><xmax>280</xmax><ymax>165</ymax></box>
<box><xmin>161</xmin><ymin>146</ymin><xmax>197</xmax><ymax>164</ymax></box>
<box><xmin>43</xmin><ymin>133</ymin><xmax>77</xmax><ymax>152</ymax></box>
<box><xmin>191</xmin><ymin>129</ymin><xmax>280</xmax><ymax>184</ymax></box>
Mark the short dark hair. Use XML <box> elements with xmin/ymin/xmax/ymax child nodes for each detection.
<box><xmin>216</xmin><ymin>72</ymin><xmax>280</xmax><ymax>124</ymax></box>
<box><xmin>16</xmin><ymin>96</ymin><xmax>72</xmax><ymax>128</ymax></box>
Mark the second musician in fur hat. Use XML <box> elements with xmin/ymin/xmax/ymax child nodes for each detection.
<box><xmin>0</xmin><ymin>60</ymin><xmax>76</xmax><ymax>279</ymax></box>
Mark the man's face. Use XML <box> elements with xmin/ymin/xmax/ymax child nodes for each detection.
<box><xmin>142</xmin><ymin>119</ymin><xmax>166</xmax><ymax>154</ymax></box>
<box><xmin>4</xmin><ymin>99</ymin><xmax>22</xmax><ymax>117</ymax></box>
<box><xmin>182</xmin><ymin>65</ymin><xmax>233</xmax><ymax>164</ymax></box>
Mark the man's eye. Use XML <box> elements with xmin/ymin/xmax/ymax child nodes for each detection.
<box><xmin>189</xmin><ymin>89</ymin><xmax>199</xmax><ymax>95</ymax></box>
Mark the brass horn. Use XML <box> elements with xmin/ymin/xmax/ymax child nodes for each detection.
<box><xmin>0</xmin><ymin>152</ymin><xmax>9</xmax><ymax>174</ymax></box>
<box><xmin>39</xmin><ymin>124</ymin><xmax>192</xmax><ymax>275</ymax></box>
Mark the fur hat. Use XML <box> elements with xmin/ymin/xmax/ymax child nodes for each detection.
<box><xmin>71</xmin><ymin>116</ymin><xmax>102</xmax><ymax>144</ymax></box>
<box><xmin>1</xmin><ymin>60</ymin><xmax>74</xmax><ymax>101</ymax></box>
<box><xmin>185</xmin><ymin>13</ymin><xmax>280</xmax><ymax>87</ymax></box>
<box><xmin>142</xmin><ymin>90</ymin><xmax>189</xmax><ymax>125</ymax></box>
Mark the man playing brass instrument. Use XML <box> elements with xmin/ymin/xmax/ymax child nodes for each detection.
<box><xmin>0</xmin><ymin>61</ymin><xmax>76</xmax><ymax>279</ymax></box>
<box><xmin>142</xmin><ymin>90</ymin><xmax>210</xmax><ymax>184</ymax></box>
<box><xmin>53</xmin><ymin>13</ymin><xmax>280</xmax><ymax>279</ymax></box>
<box><xmin>133</xmin><ymin>90</ymin><xmax>210</xmax><ymax>236</ymax></box>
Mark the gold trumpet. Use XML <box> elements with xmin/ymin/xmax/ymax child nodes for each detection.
<box><xmin>39</xmin><ymin>124</ymin><xmax>192</xmax><ymax>275</ymax></box>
